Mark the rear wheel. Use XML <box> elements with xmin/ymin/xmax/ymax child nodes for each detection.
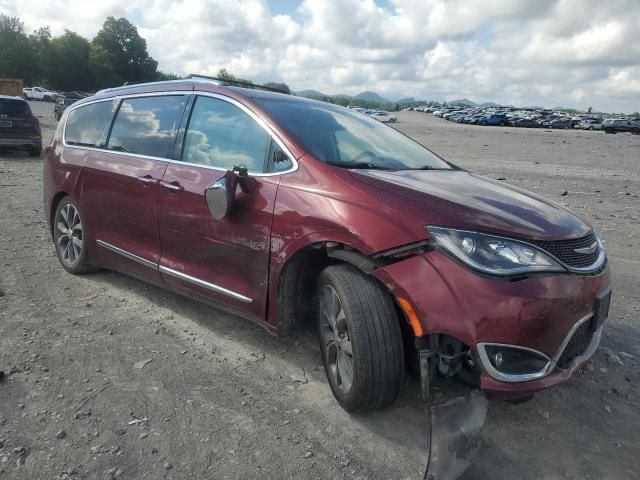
<box><xmin>53</xmin><ymin>197</ymin><xmax>94</xmax><ymax>274</ymax></box>
<box><xmin>317</xmin><ymin>264</ymin><xmax>404</xmax><ymax>413</ymax></box>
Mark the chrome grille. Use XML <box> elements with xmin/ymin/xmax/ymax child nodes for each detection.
<box><xmin>556</xmin><ymin>320</ymin><xmax>594</xmax><ymax>368</ymax></box>
<box><xmin>529</xmin><ymin>232</ymin><xmax>600</xmax><ymax>269</ymax></box>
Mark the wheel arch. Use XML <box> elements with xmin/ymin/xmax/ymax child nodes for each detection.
<box><xmin>49</xmin><ymin>191</ymin><xmax>69</xmax><ymax>239</ymax></box>
<box><xmin>271</xmin><ymin>237</ymin><xmax>421</xmax><ymax>360</ymax></box>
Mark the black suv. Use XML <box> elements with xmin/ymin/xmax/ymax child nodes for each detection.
<box><xmin>602</xmin><ymin>119</ymin><xmax>640</xmax><ymax>134</ymax></box>
<box><xmin>0</xmin><ymin>96</ymin><xmax>42</xmax><ymax>157</ymax></box>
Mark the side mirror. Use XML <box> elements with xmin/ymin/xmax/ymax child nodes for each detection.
<box><xmin>205</xmin><ymin>170</ymin><xmax>239</xmax><ymax>220</ymax></box>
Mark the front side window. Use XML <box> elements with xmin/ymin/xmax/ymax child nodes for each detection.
<box><xmin>108</xmin><ymin>95</ymin><xmax>187</xmax><ymax>158</ymax></box>
<box><xmin>182</xmin><ymin>96</ymin><xmax>270</xmax><ymax>172</ymax></box>
<box><xmin>65</xmin><ymin>101</ymin><xmax>114</xmax><ymax>147</ymax></box>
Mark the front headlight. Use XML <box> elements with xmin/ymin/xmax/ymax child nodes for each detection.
<box><xmin>426</xmin><ymin>227</ymin><xmax>565</xmax><ymax>275</ymax></box>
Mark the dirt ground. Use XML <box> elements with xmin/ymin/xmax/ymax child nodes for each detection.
<box><xmin>0</xmin><ymin>102</ymin><xmax>638</xmax><ymax>480</ymax></box>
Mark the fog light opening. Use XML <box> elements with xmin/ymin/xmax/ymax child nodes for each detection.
<box><xmin>494</xmin><ymin>351</ymin><xmax>503</xmax><ymax>368</ymax></box>
<box><xmin>480</xmin><ymin>344</ymin><xmax>551</xmax><ymax>381</ymax></box>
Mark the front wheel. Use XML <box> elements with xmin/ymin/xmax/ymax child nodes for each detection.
<box><xmin>317</xmin><ymin>265</ymin><xmax>404</xmax><ymax>413</ymax></box>
<box><xmin>53</xmin><ymin>197</ymin><xmax>94</xmax><ymax>274</ymax></box>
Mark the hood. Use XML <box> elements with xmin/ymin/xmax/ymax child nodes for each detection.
<box><xmin>350</xmin><ymin>170</ymin><xmax>591</xmax><ymax>241</ymax></box>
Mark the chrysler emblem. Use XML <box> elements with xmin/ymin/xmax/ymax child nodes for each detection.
<box><xmin>574</xmin><ymin>241</ymin><xmax>598</xmax><ymax>255</ymax></box>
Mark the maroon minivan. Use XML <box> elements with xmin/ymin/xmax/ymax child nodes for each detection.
<box><xmin>44</xmin><ymin>78</ymin><xmax>611</xmax><ymax>413</ymax></box>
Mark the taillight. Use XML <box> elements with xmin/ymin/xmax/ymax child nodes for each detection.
<box><xmin>26</xmin><ymin>116</ymin><xmax>39</xmax><ymax>126</ymax></box>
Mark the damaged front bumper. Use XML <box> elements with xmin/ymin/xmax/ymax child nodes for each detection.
<box><xmin>373</xmin><ymin>249</ymin><xmax>611</xmax><ymax>399</ymax></box>
<box><xmin>424</xmin><ymin>389</ymin><xmax>488</xmax><ymax>480</ymax></box>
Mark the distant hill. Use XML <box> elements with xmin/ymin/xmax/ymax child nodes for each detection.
<box><xmin>354</xmin><ymin>91</ymin><xmax>391</xmax><ymax>103</ymax></box>
<box><xmin>296</xmin><ymin>89</ymin><xmax>329</xmax><ymax>98</ymax></box>
<box><xmin>480</xmin><ymin>101</ymin><xmax>500</xmax><ymax>107</ymax></box>
<box><xmin>449</xmin><ymin>98</ymin><xmax>476</xmax><ymax>107</ymax></box>
<box><xmin>396</xmin><ymin>97</ymin><xmax>416</xmax><ymax>104</ymax></box>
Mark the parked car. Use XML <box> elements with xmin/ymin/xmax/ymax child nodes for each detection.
<box><xmin>368</xmin><ymin>111</ymin><xmax>397</xmax><ymax>123</ymax></box>
<box><xmin>509</xmin><ymin>118</ymin><xmax>539</xmax><ymax>128</ymax></box>
<box><xmin>481</xmin><ymin>114</ymin><xmax>507</xmax><ymax>126</ymax></box>
<box><xmin>549</xmin><ymin>118</ymin><xmax>572</xmax><ymax>129</ymax></box>
<box><xmin>54</xmin><ymin>97</ymin><xmax>78</xmax><ymax>120</ymax></box>
<box><xmin>44</xmin><ymin>79</ymin><xmax>611</xmax><ymax>414</ymax></box>
<box><xmin>578</xmin><ymin>119</ymin><xmax>602</xmax><ymax>130</ymax></box>
<box><xmin>0</xmin><ymin>95</ymin><xmax>42</xmax><ymax>156</ymax></box>
<box><xmin>602</xmin><ymin>118</ymin><xmax>640</xmax><ymax>134</ymax></box>
<box><xmin>23</xmin><ymin>86</ymin><xmax>58</xmax><ymax>102</ymax></box>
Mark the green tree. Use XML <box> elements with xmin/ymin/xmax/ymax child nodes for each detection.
<box><xmin>0</xmin><ymin>14</ymin><xmax>37</xmax><ymax>84</ymax></box>
<box><xmin>587</xmin><ymin>106</ymin><xmax>593</xmax><ymax>113</ymax></box>
<box><xmin>28</xmin><ymin>26</ymin><xmax>51</xmax><ymax>84</ymax></box>
<box><xmin>88</xmin><ymin>43</ymin><xmax>119</xmax><ymax>89</ymax></box>
<box><xmin>44</xmin><ymin>31</ymin><xmax>91</xmax><ymax>90</ymax></box>
<box><xmin>216</xmin><ymin>68</ymin><xmax>253</xmax><ymax>86</ymax></box>
<box><xmin>156</xmin><ymin>71</ymin><xmax>181</xmax><ymax>81</ymax></box>
<box><xmin>263</xmin><ymin>82</ymin><xmax>290</xmax><ymax>94</ymax></box>
<box><xmin>92</xmin><ymin>17</ymin><xmax>158</xmax><ymax>87</ymax></box>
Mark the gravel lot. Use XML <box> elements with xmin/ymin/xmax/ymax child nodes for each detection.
<box><xmin>0</xmin><ymin>102</ymin><xmax>638</xmax><ymax>480</ymax></box>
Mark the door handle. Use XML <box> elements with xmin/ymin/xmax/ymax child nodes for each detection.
<box><xmin>159</xmin><ymin>180</ymin><xmax>184</xmax><ymax>192</ymax></box>
<box><xmin>137</xmin><ymin>175</ymin><xmax>158</xmax><ymax>186</ymax></box>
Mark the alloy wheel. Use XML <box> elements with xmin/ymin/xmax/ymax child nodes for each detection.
<box><xmin>56</xmin><ymin>203</ymin><xmax>83</xmax><ymax>267</ymax></box>
<box><xmin>319</xmin><ymin>285</ymin><xmax>354</xmax><ymax>394</ymax></box>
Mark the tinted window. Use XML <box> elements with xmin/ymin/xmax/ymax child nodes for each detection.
<box><xmin>108</xmin><ymin>96</ymin><xmax>186</xmax><ymax>158</ymax></box>
<box><xmin>255</xmin><ymin>99</ymin><xmax>452</xmax><ymax>171</ymax></box>
<box><xmin>65</xmin><ymin>101</ymin><xmax>114</xmax><ymax>147</ymax></box>
<box><xmin>0</xmin><ymin>99</ymin><xmax>30</xmax><ymax>117</ymax></box>
<box><xmin>182</xmin><ymin>96</ymin><xmax>270</xmax><ymax>172</ymax></box>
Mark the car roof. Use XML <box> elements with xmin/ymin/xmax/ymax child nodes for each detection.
<box><xmin>0</xmin><ymin>95</ymin><xmax>26</xmax><ymax>102</ymax></box>
<box><xmin>82</xmin><ymin>79</ymin><xmax>336</xmax><ymax>112</ymax></box>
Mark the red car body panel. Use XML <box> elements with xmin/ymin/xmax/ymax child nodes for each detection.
<box><xmin>158</xmin><ymin>163</ymin><xmax>280</xmax><ymax>321</ymax></box>
<box><xmin>44</xmin><ymin>80</ymin><xmax>612</xmax><ymax>399</ymax></box>
<box><xmin>82</xmin><ymin>151</ymin><xmax>168</xmax><ymax>285</ymax></box>
<box><xmin>373</xmin><ymin>250</ymin><xmax>609</xmax><ymax>354</ymax></box>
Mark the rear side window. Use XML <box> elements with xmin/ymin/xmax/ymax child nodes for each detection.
<box><xmin>65</xmin><ymin>101</ymin><xmax>113</xmax><ymax>147</ymax></box>
<box><xmin>0</xmin><ymin>99</ymin><xmax>30</xmax><ymax>117</ymax></box>
<box><xmin>107</xmin><ymin>95</ymin><xmax>186</xmax><ymax>158</ymax></box>
<box><xmin>182</xmin><ymin>96</ymin><xmax>270</xmax><ymax>172</ymax></box>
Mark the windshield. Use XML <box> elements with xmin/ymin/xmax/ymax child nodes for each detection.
<box><xmin>254</xmin><ymin>98</ymin><xmax>453</xmax><ymax>170</ymax></box>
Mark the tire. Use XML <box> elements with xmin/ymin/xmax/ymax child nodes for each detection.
<box><xmin>28</xmin><ymin>148</ymin><xmax>41</xmax><ymax>157</ymax></box>
<box><xmin>317</xmin><ymin>264</ymin><xmax>404</xmax><ymax>413</ymax></box>
<box><xmin>52</xmin><ymin>197</ymin><xmax>95</xmax><ymax>274</ymax></box>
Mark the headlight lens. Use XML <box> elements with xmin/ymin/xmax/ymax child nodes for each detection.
<box><xmin>426</xmin><ymin>226</ymin><xmax>565</xmax><ymax>275</ymax></box>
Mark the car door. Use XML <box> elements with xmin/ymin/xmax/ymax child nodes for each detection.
<box><xmin>157</xmin><ymin>94</ymin><xmax>294</xmax><ymax>321</ymax></box>
<box><xmin>78</xmin><ymin>94</ymin><xmax>189</xmax><ymax>285</ymax></box>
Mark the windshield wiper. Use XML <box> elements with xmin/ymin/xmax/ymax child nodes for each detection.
<box><xmin>326</xmin><ymin>161</ymin><xmax>394</xmax><ymax>171</ymax></box>
<box><xmin>413</xmin><ymin>165</ymin><xmax>451</xmax><ymax>170</ymax></box>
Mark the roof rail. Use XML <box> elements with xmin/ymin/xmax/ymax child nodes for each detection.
<box><xmin>187</xmin><ymin>74</ymin><xmax>290</xmax><ymax>94</ymax></box>
<box><xmin>95</xmin><ymin>79</ymin><xmax>194</xmax><ymax>95</ymax></box>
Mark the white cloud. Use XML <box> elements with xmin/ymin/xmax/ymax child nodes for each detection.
<box><xmin>2</xmin><ymin>0</ymin><xmax>639</xmax><ymax>112</ymax></box>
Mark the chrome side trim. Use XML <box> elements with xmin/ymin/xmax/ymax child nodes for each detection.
<box><xmin>159</xmin><ymin>265</ymin><xmax>252</xmax><ymax>304</ymax></box>
<box><xmin>61</xmin><ymin>90</ymin><xmax>298</xmax><ymax>177</ymax></box>
<box><xmin>96</xmin><ymin>239</ymin><xmax>158</xmax><ymax>270</ymax></box>
<box><xmin>477</xmin><ymin>312</ymin><xmax>596</xmax><ymax>383</ymax></box>
<box><xmin>476</xmin><ymin>343</ymin><xmax>552</xmax><ymax>383</ymax></box>
<box><xmin>551</xmin><ymin>312</ymin><xmax>594</xmax><ymax>364</ymax></box>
